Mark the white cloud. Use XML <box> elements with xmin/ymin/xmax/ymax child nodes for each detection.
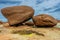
<box><xmin>37</xmin><ymin>0</ymin><xmax>60</xmax><ymax>8</ymax></box>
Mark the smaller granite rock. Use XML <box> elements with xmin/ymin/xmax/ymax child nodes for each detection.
<box><xmin>57</xmin><ymin>20</ymin><xmax>60</xmax><ymax>23</ymax></box>
<box><xmin>23</xmin><ymin>21</ymin><xmax>34</xmax><ymax>26</ymax></box>
<box><xmin>32</xmin><ymin>14</ymin><xmax>57</xmax><ymax>27</ymax></box>
<box><xmin>0</xmin><ymin>21</ymin><xmax>3</xmax><ymax>24</ymax></box>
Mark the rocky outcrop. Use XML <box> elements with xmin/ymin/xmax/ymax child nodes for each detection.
<box><xmin>32</xmin><ymin>14</ymin><xmax>57</xmax><ymax>27</ymax></box>
<box><xmin>1</xmin><ymin>6</ymin><xmax>34</xmax><ymax>25</ymax></box>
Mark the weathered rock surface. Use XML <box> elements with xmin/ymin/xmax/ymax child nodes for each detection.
<box><xmin>33</xmin><ymin>14</ymin><xmax>57</xmax><ymax>27</ymax></box>
<box><xmin>1</xmin><ymin>6</ymin><xmax>34</xmax><ymax>25</ymax></box>
<box><xmin>0</xmin><ymin>26</ymin><xmax>60</xmax><ymax>40</ymax></box>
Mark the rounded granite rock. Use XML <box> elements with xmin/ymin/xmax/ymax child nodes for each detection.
<box><xmin>1</xmin><ymin>6</ymin><xmax>34</xmax><ymax>25</ymax></box>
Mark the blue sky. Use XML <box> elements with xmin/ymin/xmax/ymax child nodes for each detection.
<box><xmin>0</xmin><ymin>0</ymin><xmax>60</xmax><ymax>22</ymax></box>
